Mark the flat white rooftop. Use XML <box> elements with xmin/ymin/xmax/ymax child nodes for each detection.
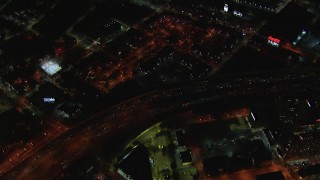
<box><xmin>41</xmin><ymin>59</ymin><xmax>61</xmax><ymax>75</ymax></box>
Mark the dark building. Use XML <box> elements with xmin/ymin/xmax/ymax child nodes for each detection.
<box><xmin>117</xmin><ymin>145</ymin><xmax>152</xmax><ymax>180</ymax></box>
<box><xmin>256</xmin><ymin>171</ymin><xmax>285</xmax><ymax>180</ymax></box>
<box><xmin>298</xmin><ymin>164</ymin><xmax>320</xmax><ymax>178</ymax></box>
<box><xmin>260</xmin><ymin>2</ymin><xmax>313</xmax><ymax>45</ymax></box>
<box><xmin>0</xmin><ymin>28</ymin><xmax>5</xmax><ymax>41</ymax></box>
<box><xmin>179</xmin><ymin>150</ymin><xmax>192</xmax><ymax>164</ymax></box>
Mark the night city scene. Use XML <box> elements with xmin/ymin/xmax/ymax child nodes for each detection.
<box><xmin>0</xmin><ymin>0</ymin><xmax>320</xmax><ymax>179</ymax></box>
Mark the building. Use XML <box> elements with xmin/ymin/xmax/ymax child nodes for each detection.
<box><xmin>256</xmin><ymin>171</ymin><xmax>285</xmax><ymax>180</ymax></box>
<box><xmin>259</xmin><ymin>2</ymin><xmax>313</xmax><ymax>46</ymax></box>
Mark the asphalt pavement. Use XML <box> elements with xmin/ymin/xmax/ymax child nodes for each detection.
<box><xmin>2</xmin><ymin>69</ymin><xmax>320</xmax><ymax>179</ymax></box>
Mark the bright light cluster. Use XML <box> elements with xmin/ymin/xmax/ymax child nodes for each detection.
<box><xmin>43</xmin><ymin>98</ymin><xmax>55</xmax><ymax>103</ymax></box>
<box><xmin>267</xmin><ymin>36</ymin><xmax>280</xmax><ymax>47</ymax></box>
<box><xmin>41</xmin><ymin>59</ymin><xmax>62</xmax><ymax>75</ymax></box>
<box><xmin>224</xmin><ymin>4</ymin><xmax>229</xmax><ymax>12</ymax></box>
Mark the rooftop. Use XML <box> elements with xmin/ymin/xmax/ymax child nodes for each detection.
<box><xmin>40</xmin><ymin>58</ymin><xmax>62</xmax><ymax>75</ymax></box>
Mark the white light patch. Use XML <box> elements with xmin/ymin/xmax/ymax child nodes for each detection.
<box><xmin>233</xmin><ymin>11</ymin><xmax>243</xmax><ymax>17</ymax></box>
<box><xmin>224</xmin><ymin>4</ymin><xmax>229</xmax><ymax>12</ymax></box>
<box><xmin>306</xmin><ymin>100</ymin><xmax>311</xmax><ymax>107</ymax></box>
<box><xmin>41</xmin><ymin>60</ymin><xmax>62</xmax><ymax>75</ymax></box>
<box><xmin>43</xmin><ymin>98</ymin><xmax>55</xmax><ymax>103</ymax></box>
<box><xmin>251</xmin><ymin>112</ymin><xmax>256</xmax><ymax>121</ymax></box>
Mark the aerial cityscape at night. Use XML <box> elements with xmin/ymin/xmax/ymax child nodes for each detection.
<box><xmin>0</xmin><ymin>0</ymin><xmax>320</xmax><ymax>179</ymax></box>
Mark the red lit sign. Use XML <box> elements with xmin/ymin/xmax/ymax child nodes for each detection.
<box><xmin>268</xmin><ymin>36</ymin><xmax>280</xmax><ymax>44</ymax></box>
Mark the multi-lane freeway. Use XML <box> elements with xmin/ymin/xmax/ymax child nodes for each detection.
<box><xmin>2</xmin><ymin>68</ymin><xmax>320</xmax><ymax>179</ymax></box>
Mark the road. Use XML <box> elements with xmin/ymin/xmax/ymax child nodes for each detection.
<box><xmin>2</xmin><ymin>69</ymin><xmax>320</xmax><ymax>179</ymax></box>
<box><xmin>0</xmin><ymin>119</ymin><xmax>68</xmax><ymax>176</ymax></box>
<box><xmin>0</xmin><ymin>77</ymin><xmax>69</xmax><ymax>176</ymax></box>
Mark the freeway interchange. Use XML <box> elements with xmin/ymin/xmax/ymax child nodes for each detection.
<box><xmin>2</xmin><ymin>68</ymin><xmax>320</xmax><ymax>179</ymax></box>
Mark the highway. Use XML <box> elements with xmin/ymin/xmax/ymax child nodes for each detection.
<box><xmin>2</xmin><ymin>69</ymin><xmax>320</xmax><ymax>179</ymax></box>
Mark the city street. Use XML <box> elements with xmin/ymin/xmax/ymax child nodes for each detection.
<box><xmin>2</xmin><ymin>69</ymin><xmax>319</xmax><ymax>179</ymax></box>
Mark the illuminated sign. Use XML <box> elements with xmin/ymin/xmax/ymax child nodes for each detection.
<box><xmin>267</xmin><ymin>36</ymin><xmax>280</xmax><ymax>47</ymax></box>
<box><xmin>268</xmin><ymin>36</ymin><xmax>280</xmax><ymax>44</ymax></box>
<box><xmin>43</xmin><ymin>98</ymin><xmax>55</xmax><ymax>103</ymax></box>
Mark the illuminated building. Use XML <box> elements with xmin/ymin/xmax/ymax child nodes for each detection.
<box><xmin>40</xmin><ymin>57</ymin><xmax>62</xmax><ymax>76</ymax></box>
